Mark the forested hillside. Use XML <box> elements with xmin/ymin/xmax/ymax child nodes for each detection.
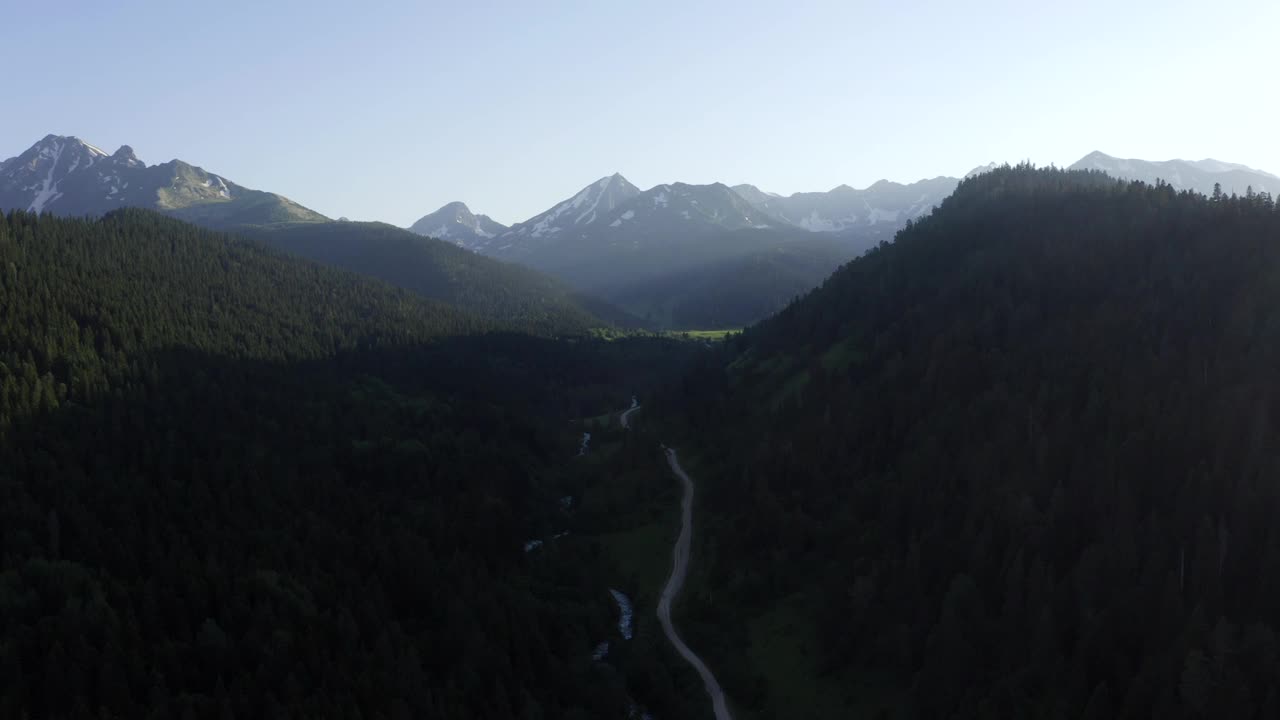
<box><xmin>661</xmin><ymin>167</ymin><xmax>1280</xmax><ymax>718</ymax></box>
<box><xmin>248</xmin><ymin>221</ymin><xmax>638</xmax><ymax>335</ymax></box>
<box><xmin>0</xmin><ymin>209</ymin><xmax>693</xmax><ymax>719</ymax></box>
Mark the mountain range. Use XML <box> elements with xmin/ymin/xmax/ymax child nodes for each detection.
<box><xmin>1069</xmin><ymin>151</ymin><xmax>1280</xmax><ymax>196</ymax></box>
<box><xmin>0</xmin><ymin>135</ymin><xmax>633</xmax><ymax>333</ymax></box>
<box><xmin>403</xmin><ymin>152</ymin><xmax>1279</xmax><ymax>327</ymax></box>
<box><xmin>0</xmin><ymin>135</ymin><xmax>326</xmax><ymax>228</ymax></box>
<box><xmin>413</xmin><ymin>152</ymin><xmax>1280</xmax><ymax>263</ymax></box>
<box><xmin>406</xmin><ymin>172</ymin><xmax>959</xmax><ymax>316</ymax></box>
<box><xmin>730</xmin><ymin>176</ymin><xmax>957</xmax><ymax>235</ymax></box>
<box><xmin>412</xmin><ymin>173</ymin><xmax>956</xmax><ymax>260</ymax></box>
<box><xmin>9</xmin><ymin>136</ymin><xmax>1276</xmax><ymax>249</ymax></box>
<box><xmin>8</xmin><ymin>134</ymin><xmax>1278</xmax><ymax>331</ymax></box>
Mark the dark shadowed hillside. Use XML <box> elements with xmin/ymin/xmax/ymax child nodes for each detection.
<box><xmin>0</xmin><ymin>209</ymin><xmax>694</xmax><ymax>719</ymax></box>
<box><xmin>657</xmin><ymin>167</ymin><xmax>1280</xmax><ymax>719</ymax></box>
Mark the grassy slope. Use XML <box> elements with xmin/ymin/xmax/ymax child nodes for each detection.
<box><xmin>154</xmin><ymin>161</ymin><xmax>329</xmax><ymax>228</ymax></box>
<box><xmin>165</xmin><ymin>190</ymin><xmax>327</xmax><ymax>228</ymax></box>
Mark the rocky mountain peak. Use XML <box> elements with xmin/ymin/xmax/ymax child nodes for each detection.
<box><xmin>112</xmin><ymin>145</ymin><xmax>142</xmax><ymax>166</ymax></box>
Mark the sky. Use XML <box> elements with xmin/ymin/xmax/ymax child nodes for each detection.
<box><xmin>5</xmin><ymin>0</ymin><xmax>1278</xmax><ymax>226</ymax></box>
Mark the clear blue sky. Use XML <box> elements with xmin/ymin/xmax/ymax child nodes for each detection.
<box><xmin>6</xmin><ymin>0</ymin><xmax>1277</xmax><ymax>225</ymax></box>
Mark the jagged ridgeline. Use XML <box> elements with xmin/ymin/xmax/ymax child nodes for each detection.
<box><xmin>665</xmin><ymin>167</ymin><xmax>1280</xmax><ymax>718</ymax></box>
<box><xmin>0</xmin><ymin>208</ymin><xmax>672</xmax><ymax>719</ymax></box>
<box><xmin>409</xmin><ymin>174</ymin><xmax>957</xmax><ymax>329</ymax></box>
<box><xmin>0</xmin><ymin>135</ymin><xmax>327</xmax><ymax>229</ymax></box>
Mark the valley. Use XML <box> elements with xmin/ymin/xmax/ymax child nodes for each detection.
<box><xmin>5</xmin><ymin>87</ymin><xmax>1280</xmax><ymax>720</ymax></box>
<box><xmin>6</xmin><ymin>0</ymin><xmax>1280</xmax><ymax>717</ymax></box>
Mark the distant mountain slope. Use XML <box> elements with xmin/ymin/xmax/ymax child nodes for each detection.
<box><xmin>1069</xmin><ymin>151</ymin><xmax>1280</xmax><ymax>195</ymax></box>
<box><xmin>248</xmin><ymin>220</ymin><xmax>638</xmax><ymax>334</ymax></box>
<box><xmin>730</xmin><ymin>175</ymin><xmax>958</xmax><ymax>237</ymax></box>
<box><xmin>476</xmin><ymin>176</ymin><xmax>801</xmax><ymax>291</ymax></box>
<box><xmin>419</xmin><ymin>173</ymin><xmax>961</xmax><ymax>326</ymax></box>
<box><xmin>486</xmin><ymin>173</ymin><xmax>642</xmax><ymax>254</ymax></box>
<box><xmin>0</xmin><ymin>135</ymin><xmax>326</xmax><ymax>228</ymax></box>
<box><xmin>604</xmin><ymin>180</ymin><xmax>781</xmax><ymax>236</ymax></box>
<box><xmin>408</xmin><ymin>201</ymin><xmax>508</xmax><ymax>245</ymax></box>
<box><xmin>414</xmin><ymin>155</ymin><xmax>1274</xmax><ymax>331</ymax></box>
<box><xmin>525</xmin><ymin>222</ymin><xmax>821</xmax><ymax>295</ymax></box>
<box><xmin>438</xmin><ymin>175</ymin><xmax>782</xmax><ymax>257</ymax></box>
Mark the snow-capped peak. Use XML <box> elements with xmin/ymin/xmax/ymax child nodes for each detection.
<box><xmin>729</xmin><ymin>175</ymin><xmax>962</xmax><ymax>234</ymax></box>
<box><xmin>503</xmin><ymin>173</ymin><xmax>641</xmax><ymax>239</ymax></box>
<box><xmin>29</xmin><ymin>135</ymin><xmax>112</xmax><ymax>160</ymax></box>
<box><xmin>2</xmin><ymin>133</ymin><xmax>327</xmax><ymax>224</ymax></box>
<box><xmin>408</xmin><ymin>200</ymin><xmax>509</xmax><ymax>248</ymax></box>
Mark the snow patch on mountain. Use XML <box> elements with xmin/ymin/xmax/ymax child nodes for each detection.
<box><xmin>28</xmin><ymin>139</ymin><xmax>65</xmax><ymax>213</ymax></box>
<box><xmin>732</xmin><ymin>176</ymin><xmax>958</xmax><ymax>236</ymax></box>
<box><xmin>799</xmin><ymin>210</ymin><xmax>840</xmax><ymax>232</ymax></box>
<box><xmin>868</xmin><ymin>207</ymin><xmax>900</xmax><ymax>225</ymax></box>
<box><xmin>497</xmin><ymin>174</ymin><xmax>641</xmax><ymax>245</ymax></box>
<box><xmin>1</xmin><ymin>135</ymin><xmax>326</xmax><ymax>226</ymax></box>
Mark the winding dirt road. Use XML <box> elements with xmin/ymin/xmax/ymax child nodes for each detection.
<box><xmin>620</xmin><ymin>396</ymin><xmax>641</xmax><ymax>428</ymax></box>
<box><xmin>614</xmin><ymin>397</ymin><xmax>731</xmax><ymax>718</ymax></box>
<box><xmin>658</xmin><ymin>447</ymin><xmax>733</xmax><ymax>720</ymax></box>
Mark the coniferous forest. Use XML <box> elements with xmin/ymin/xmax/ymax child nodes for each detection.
<box><xmin>0</xmin><ymin>209</ymin><xmax>697</xmax><ymax>719</ymax></box>
<box><xmin>6</xmin><ymin>167</ymin><xmax>1280</xmax><ymax>720</ymax></box>
<box><xmin>6</xmin><ymin>3</ymin><xmax>1280</xmax><ymax>717</ymax></box>
<box><xmin>658</xmin><ymin>167</ymin><xmax>1280</xmax><ymax>718</ymax></box>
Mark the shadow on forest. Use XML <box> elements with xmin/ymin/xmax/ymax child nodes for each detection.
<box><xmin>0</xmin><ymin>331</ymin><xmax>697</xmax><ymax>720</ymax></box>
